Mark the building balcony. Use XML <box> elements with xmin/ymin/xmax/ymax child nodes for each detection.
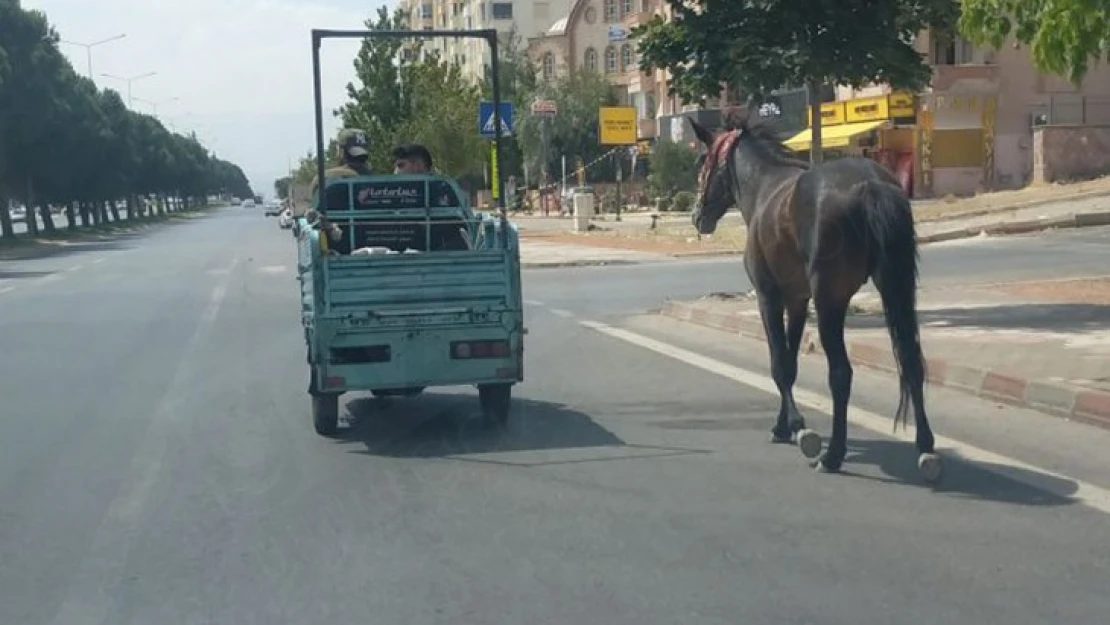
<box><xmin>930</xmin><ymin>64</ymin><xmax>999</xmax><ymax>91</ymax></box>
<box><xmin>638</xmin><ymin>118</ymin><xmax>658</xmax><ymax>139</ymax></box>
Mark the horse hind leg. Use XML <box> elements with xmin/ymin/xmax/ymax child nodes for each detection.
<box><xmin>812</xmin><ymin>295</ymin><xmax>852</xmax><ymax>474</ymax></box>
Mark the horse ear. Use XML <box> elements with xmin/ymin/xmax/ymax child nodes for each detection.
<box><xmin>688</xmin><ymin>118</ymin><xmax>715</xmax><ymax>147</ymax></box>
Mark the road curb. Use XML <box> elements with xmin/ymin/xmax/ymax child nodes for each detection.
<box><xmin>660</xmin><ymin>299</ymin><xmax>1110</xmax><ymax>430</ymax></box>
<box><xmin>918</xmin><ymin>210</ymin><xmax>1110</xmax><ymax>245</ymax></box>
<box><xmin>521</xmin><ymin>259</ymin><xmax>641</xmax><ymax>269</ymax></box>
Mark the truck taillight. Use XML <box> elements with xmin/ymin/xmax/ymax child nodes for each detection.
<box><xmin>451</xmin><ymin>340</ymin><xmax>510</xmax><ymax>359</ymax></box>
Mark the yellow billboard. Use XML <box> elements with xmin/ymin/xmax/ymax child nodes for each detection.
<box><xmin>599</xmin><ymin>106</ymin><xmax>638</xmax><ymax>145</ymax></box>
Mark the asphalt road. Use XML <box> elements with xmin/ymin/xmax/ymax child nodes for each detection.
<box><xmin>2</xmin><ymin>209</ymin><xmax>1109</xmax><ymax>625</ymax></box>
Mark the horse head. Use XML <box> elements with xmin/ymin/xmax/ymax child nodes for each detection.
<box><xmin>689</xmin><ymin>118</ymin><xmax>739</xmax><ymax>235</ymax></box>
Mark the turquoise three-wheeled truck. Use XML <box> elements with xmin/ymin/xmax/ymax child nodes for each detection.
<box><xmin>297</xmin><ymin>27</ymin><xmax>524</xmax><ymax>436</ymax></box>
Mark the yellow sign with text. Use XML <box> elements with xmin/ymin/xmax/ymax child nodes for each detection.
<box><xmin>808</xmin><ymin>102</ymin><xmax>846</xmax><ymax>127</ymax></box>
<box><xmin>599</xmin><ymin>106</ymin><xmax>638</xmax><ymax>145</ymax></box>
<box><xmin>845</xmin><ymin>95</ymin><xmax>890</xmax><ymax>123</ymax></box>
<box><xmin>888</xmin><ymin>91</ymin><xmax>916</xmax><ymax>118</ymax></box>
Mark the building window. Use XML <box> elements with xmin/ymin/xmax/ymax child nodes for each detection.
<box><xmin>620</xmin><ymin>44</ymin><xmax>633</xmax><ymax>71</ymax></box>
<box><xmin>641</xmin><ymin>0</ymin><xmax>650</xmax><ymax>11</ymax></box>
<box><xmin>584</xmin><ymin>47</ymin><xmax>598</xmax><ymax>72</ymax></box>
<box><xmin>604</xmin><ymin>45</ymin><xmax>618</xmax><ymax>73</ymax></box>
<box><xmin>604</xmin><ymin>0</ymin><xmax>619</xmax><ymax>22</ymax></box>
<box><xmin>621</xmin><ymin>0</ymin><xmax>633</xmax><ymax>15</ymax></box>
<box><xmin>645</xmin><ymin>92</ymin><xmax>656</xmax><ymax>119</ymax></box>
<box><xmin>932</xmin><ymin>32</ymin><xmax>975</xmax><ymax>65</ymax></box>
<box><xmin>420</xmin><ymin>3</ymin><xmax>433</xmax><ymax>19</ymax></box>
<box><xmin>492</xmin><ymin>2</ymin><xmax>513</xmax><ymax>19</ymax></box>
<box><xmin>543</xmin><ymin>52</ymin><xmax>556</xmax><ymax>81</ymax></box>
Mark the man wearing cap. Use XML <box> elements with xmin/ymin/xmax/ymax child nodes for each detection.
<box><xmin>307</xmin><ymin>128</ymin><xmax>373</xmax><ymax>248</ymax></box>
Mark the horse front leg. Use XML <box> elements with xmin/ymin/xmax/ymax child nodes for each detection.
<box><xmin>759</xmin><ymin>293</ymin><xmax>818</xmax><ymax>458</ymax></box>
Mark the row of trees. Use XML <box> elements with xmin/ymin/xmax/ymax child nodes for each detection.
<box><xmin>0</xmin><ymin>0</ymin><xmax>254</xmax><ymax>240</ymax></box>
<box><xmin>274</xmin><ymin>6</ymin><xmax>625</xmax><ymax>201</ymax></box>
<box><xmin>634</xmin><ymin>0</ymin><xmax>1108</xmax><ymax>163</ymax></box>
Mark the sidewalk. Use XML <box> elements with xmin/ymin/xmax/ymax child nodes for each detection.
<box><xmin>520</xmin><ymin>240</ymin><xmax>673</xmax><ymax>268</ymax></box>
<box><xmin>518</xmin><ymin>182</ymin><xmax>1110</xmax><ymax>258</ymax></box>
<box><xmin>660</xmin><ymin>279</ymin><xmax>1110</xmax><ymax>429</ymax></box>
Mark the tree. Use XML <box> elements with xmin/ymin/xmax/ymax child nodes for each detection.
<box><xmin>634</xmin><ymin>0</ymin><xmax>959</xmax><ymax>162</ymax></box>
<box><xmin>274</xmin><ymin>176</ymin><xmax>292</xmax><ymax>200</ymax></box>
<box><xmin>516</xmin><ymin>68</ymin><xmax>619</xmax><ymax>186</ymax></box>
<box><xmin>0</xmin><ymin>0</ymin><xmax>253</xmax><ymax>241</ymax></box>
<box><xmin>647</xmin><ymin>140</ymin><xmax>699</xmax><ymax>197</ymax></box>
<box><xmin>337</xmin><ymin>7</ymin><xmax>487</xmax><ymax>181</ymax></box>
<box><xmin>960</xmin><ymin>0</ymin><xmax>1110</xmax><ymax>84</ymax></box>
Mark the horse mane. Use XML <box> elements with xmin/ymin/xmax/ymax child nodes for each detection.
<box><xmin>724</xmin><ymin>108</ymin><xmax>810</xmax><ymax>169</ymax></box>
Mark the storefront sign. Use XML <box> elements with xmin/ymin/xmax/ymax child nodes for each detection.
<box><xmin>888</xmin><ymin>92</ymin><xmax>916</xmax><ymax>119</ymax></box>
<box><xmin>808</xmin><ymin>102</ymin><xmax>845</xmax><ymax>127</ymax></box>
<box><xmin>846</xmin><ymin>96</ymin><xmax>890</xmax><ymax>123</ymax></box>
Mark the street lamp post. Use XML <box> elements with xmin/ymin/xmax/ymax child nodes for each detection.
<box><xmin>100</xmin><ymin>71</ymin><xmax>157</xmax><ymax>108</ymax></box>
<box><xmin>133</xmin><ymin>96</ymin><xmax>180</xmax><ymax>118</ymax></box>
<box><xmin>59</xmin><ymin>34</ymin><xmax>126</xmax><ymax>79</ymax></box>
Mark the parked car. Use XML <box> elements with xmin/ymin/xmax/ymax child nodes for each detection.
<box><xmin>264</xmin><ymin>202</ymin><xmax>282</xmax><ymax>217</ymax></box>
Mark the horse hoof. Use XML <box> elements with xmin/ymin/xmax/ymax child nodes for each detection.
<box><xmin>814</xmin><ymin>458</ymin><xmax>840</xmax><ymax>474</ymax></box>
<box><xmin>795</xmin><ymin>429</ymin><xmax>823</xmax><ymax>459</ymax></box>
<box><xmin>918</xmin><ymin>453</ymin><xmax>943</xmax><ymax>484</ymax></box>
<box><xmin>770</xmin><ymin>431</ymin><xmax>792</xmax><ymax>444</ymax></box>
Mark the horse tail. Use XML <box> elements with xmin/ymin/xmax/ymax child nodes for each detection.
<box><xmin>855</xmin><ymin>180</ymin><xmax>926</xmax><ymax>432</ymax></box>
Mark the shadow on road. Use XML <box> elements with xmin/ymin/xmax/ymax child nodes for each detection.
<box><xmin>336</xmin><ymin>391</ymin><xmax>627</xmax><ymax>459</ymax></box>
<box><xmin>0</xmin><ymin>269</ymin><xmax>56</xmax><ymax>280</ymax></box>
<box><xmin>839</xmin><ymin>438</ymin><xmax>1079</xmax><ymax>507</ymax></box>
<box><xmin>848</xmin><ymin>303</ymin><xmax>1110</xmax><ymax>334</ymax></box>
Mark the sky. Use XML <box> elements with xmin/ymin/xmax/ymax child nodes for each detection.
<box><xmin>25</xmin><ymin>0</ymin><xmax>398</xmax><ymax>198</ymax></box>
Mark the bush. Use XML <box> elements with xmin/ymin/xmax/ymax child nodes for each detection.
<box><xmin>671</xmin><ymin>191</ymin><xmax>696</xmax><ymax>212</ymax></box>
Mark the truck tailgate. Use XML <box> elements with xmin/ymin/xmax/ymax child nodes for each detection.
<box><xmin>322</xmin><ymin>250</ymin><xmax>517</xmax><ymax>317</ymax></box>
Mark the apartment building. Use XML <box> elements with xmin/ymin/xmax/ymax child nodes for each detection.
<box><xmin>400</xmin><ymin>0</ymin><xmax>575</xmax><ymax>83</ymax></box>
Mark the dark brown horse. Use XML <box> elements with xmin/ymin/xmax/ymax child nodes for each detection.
<box><xmin>688</xmin><ymin>114</ymin><xmax>941</xmax><ymax>483</ymax></box>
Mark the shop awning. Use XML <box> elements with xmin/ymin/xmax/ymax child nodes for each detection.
<box><xmin>783</xmin><ymin>120</ymin><xmax>888</xmax><ymax>151</ymax></box>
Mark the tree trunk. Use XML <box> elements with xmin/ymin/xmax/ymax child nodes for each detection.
<box><xmin>98</xmin><ymin>201</ymin><xmax>110</xmax><ymax>224</ymax></box>
<box><xmin>125</xmin><ymin>196</ymin><xmax>135</xmax><ymax>220</ymax></box>
<box><xmin>0</xmin><ymin>195</ymin><xmax>13</xmax><ymax>239</ymax></box>
<box><xmin>23</xmin><ymin>176</ymin><xmax>39</xmax><ymax>236</ymax></box>
<box><xmin>108</xmin><ymin>200</ymin><xmax>121</xmax><ymax>222</ymax></box>
<box><xmin>807</xmin><ymin>80</ymin><xmax>824</xmax><ymax>166</ymax></box>
<box><xmin>66</xmin><ymin>203</ymin><xmax>78</xmax><ymax>230</ymax></box>
<box><xmin>40</xmin><ymin>205</ymin><xmax>56</xmax><ymax>232</ymax></box>
<box><xmin>79</xmin><ymin>202</ymin><xmax>91</xmax><ymax>227</ymax></box>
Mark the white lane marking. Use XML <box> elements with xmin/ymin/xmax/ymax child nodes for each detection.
<box><xmin>578</xmin><ymin>318</ymin><xmax>1110</xmax><ymax>516</ymax></box>
<box><xmin>524</xmin><ymin>299</ymin><xmax>546</xmax><ymax>306</ymax></box>
<box><xmin>64</xmin><ymin>264</ymin><xmax>83</xmax><ymax>273</ymax></box>
<box><xmin>38</xmin><ymin>274</ymin><xmax>62</xmax><ymax>284</ymax></box>
<box><xmin>549</xmin><ymin>308</ymin><xmax>574</xmax><ymax>318</ymax></box>
<box><xmin>90</xmin><ymin>258</ymin><xmax>106</xmax><ymax>265</ymax></box>
<box><xmin>0</xmin><ymin>286</ymin><xmax>14</xmax><ymax>295</ymax></box>
<box><xmin>49</xmin><ymin>257</ymin><xmax>240</xmax><ymax>625</ymax></box>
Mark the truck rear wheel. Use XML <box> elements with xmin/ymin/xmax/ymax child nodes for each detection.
<box><xmin>478</xmin><ymin>383</ymin><xmax>512</xmax><ymax>427</ymax></box>
<box><xmin>312</xmin><ymin>393</ymin><xmax>340</xmax><ymax>436</ymax></box>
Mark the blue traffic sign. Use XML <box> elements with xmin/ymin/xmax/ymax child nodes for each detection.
<box><xmin>479</xmin><ymin>101</ymin><xmax>514</xmax><ymax>138</ymax></box>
